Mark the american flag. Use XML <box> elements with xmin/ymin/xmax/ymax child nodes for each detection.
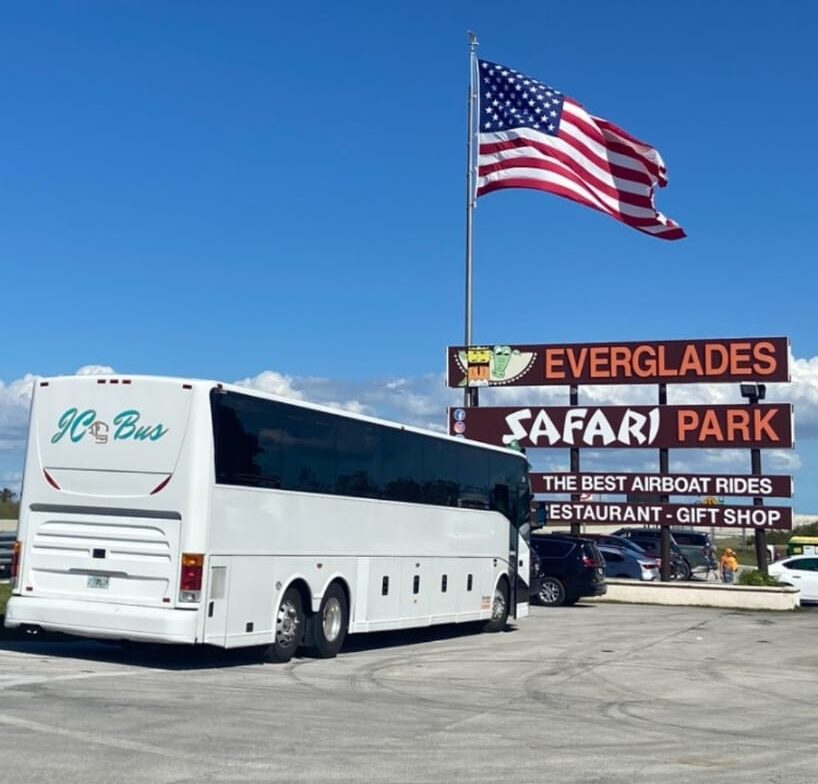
<box><xmin>476</xmin><ymin>60</ymin><xmax>685</xmax><ymax>240</ymax></box>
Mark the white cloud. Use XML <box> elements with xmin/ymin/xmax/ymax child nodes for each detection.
<box><xmin>783</xmin><ymin>357</ymin><xmax>818</xmax><ymax>437</ymax></box>
<box><xmin>231</xmin><ymin>371</ymin><xmax>457</xmax><ymax>431</ymax></box>
<box><xmin>234</xmin><ymin>370</ymin><xmax>304</xmax><ymax>399</ymax></box>
<box><xmin>325</xmin><ymin>399</ymin><xmax>371</xmax><ymax>415</ymax></box>
<box><xmin>76</xmin><ymin>365</ymin><xmax>116</xmax><ymax>376</ymax></box>
<box><xmin>0</xmin><ymin>373</ymin><xmax>38</xmax><ymax>453</ymax></box>
<box><xmin>765</xmin><ymin>449</ymin><xmax>802</xmax><ymax>472</ymax></box>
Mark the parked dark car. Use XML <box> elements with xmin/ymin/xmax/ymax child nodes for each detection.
<box><xmin>0</xmin><ymin>532</ymin><xmax>15</xmax><ymax>580</ymax></box>
<box><xmin>669</xmin><ymin>529</ymin><xmax>718</xmax><ymax>573</ymax></box>
<box><xmin>581</xmin><ymin>533</ymin><xmax>657</xmax><ymax>561</ymax></box>
<box><xmin>529</xmin><ymin>533</ymin><xmax>607</xmax><ymax>606</ymax></box>
<box><xmin>611</xmin><ymin>528</ymin><xmax>691</xmax><ymax>580</ymax></box>
<box><xmin>597</xmin><ymin>544</ymin><xmax>660</xmax><ymax>581</ymax></box>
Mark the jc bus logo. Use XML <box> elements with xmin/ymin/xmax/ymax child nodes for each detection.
<box><xmin>51</xmin><ymin>408</ymin><xmax>169</xmax><ymax>444</ymax></box>
<box><xmin>88</xmin><ymin>421</ymin><xmax>109</xmax><ymax>444</ymax></box>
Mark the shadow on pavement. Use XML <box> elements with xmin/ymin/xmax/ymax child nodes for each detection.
<box><xmin>0</xmin><ymin>616</ymin><xmax>522</xmax><ymax>670</ymax></box>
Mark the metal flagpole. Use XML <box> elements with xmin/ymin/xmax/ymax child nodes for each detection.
<box><xmin>464</xmin><ymin>31</ymin><xmax>479</xmax><ymax>408</ymax></box>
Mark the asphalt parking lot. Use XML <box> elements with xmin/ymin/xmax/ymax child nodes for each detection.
<box><xmin>1</xmin><ymin>603</ymin><xmax>816</xmax><ymax>784</ymax></box>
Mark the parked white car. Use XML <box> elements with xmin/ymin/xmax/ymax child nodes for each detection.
<box><xmin>768</xmin><ymin>556</ymin><xmax>818</xmax><ymax>603</ymax></box>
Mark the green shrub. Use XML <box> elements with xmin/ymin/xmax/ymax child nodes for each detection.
<box><xmin>0</xmin><ymin>501</ymin><xmax>19</xmax><ymax>520</ymax></box>
<box><xmin>738</xmin><ymin>569</ymin><xmax>781</xmax><ymax>587</ymax></box>
<box><xmin>0</xmin><ymin>583</ymin><xmax>10</xmax><ymax>615</ymax></box>
<box><xmin>0</xmin><ymin>584</ymin><xmax>15</xmax><ymax>641</ymax></box>
<box><xmin>765</xmin><ymin>519</ymin><xmax>818</xmax><ymax>545</ymax></box>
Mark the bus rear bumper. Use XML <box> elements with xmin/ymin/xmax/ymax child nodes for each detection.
<box><xmin>4</xmin><ymin>596</ymin><xmax>199</xmax><ymax>644</ymax></box>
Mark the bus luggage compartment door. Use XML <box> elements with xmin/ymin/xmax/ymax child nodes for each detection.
<box><xmin>204</xmin><ymin>559</ymin><xmax>229</xmax><ymax>647</ymax></box>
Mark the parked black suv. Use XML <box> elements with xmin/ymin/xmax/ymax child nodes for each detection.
<box><xmin>669</xmin><ymin>529</ymin><xmax>717</xmax><ymax>573</ymax></box>
<box><xmin>611</xmin><ymin>528</ymin><xmax>691</xmax><ymax>579</ymax></box>
<box><xmin>529</xmin><ymin>533</ymin><xmax>607</xmax><ymax>606</ymax></box>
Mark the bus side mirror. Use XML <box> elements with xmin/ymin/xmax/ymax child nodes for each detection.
<box><xmin>532</xmin><ymin>503</ymin><xmax>547</xmax><ymax>530</ymax></box>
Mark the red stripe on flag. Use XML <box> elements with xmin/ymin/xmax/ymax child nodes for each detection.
<box><xmin>478</xmin><ymin>154</ymin><xmax>655</xmax><ymax>211</ymax></box>
<box><xmin>477</xmin><ymin>177</ymin><xmax>684</xmax><ymax>239</ymax></box>
<box><xmin>556</xmin><ymin>132</ymin><xmax>652</xmax><ymax>187</ymax></box>
<box><xmin>479</xmin><ymin>136</ymin><xmax>655</xmax><ymax>201</ymax></box>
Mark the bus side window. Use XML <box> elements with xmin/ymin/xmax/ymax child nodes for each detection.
<box><xmin>422</xmin><ymin>440</ymin><xmax>459</xmax><ymax>506</ymax></box>
<box><xmin>490</xmin><ymin>483</ymin><xmax>510</xmax><ymax>519</ymax></box>
<box><xmin>336</xmin><ymin>420</ymin><xmax>383</xmax><ymax>499</ymax></box>
<box><xmin>457</xmin><ymin>444</ymin><xmax>491</xmax><ymax>511</ymax></box>
<box><xmin>382</xmin><ymin>429</ymin><xmax>424</xmax><ymax>503</ymax></box>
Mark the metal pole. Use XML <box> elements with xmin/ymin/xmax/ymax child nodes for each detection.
<box><xmin>570</xmin><ymin>385</ymin><xmax>580</xmax><ymax>536</ymax></box>
<box><xmin>659</xmin><ymin>384</ymin><xmax>671</xmax><ymax>581</ymax></box>
<box><xmin>745</xmin><ymin>389</ymin><xmax>768</xmax><ymax>576</ymax></box>
<box><xmin>752</xmin><ymin>446</ymin><xmax>767</xmax><ymax>575</ymax></box>
<box><xmin>463</xmin><ymin>32</ymin><xmax>479</xmax><ymax>408</ymax></box>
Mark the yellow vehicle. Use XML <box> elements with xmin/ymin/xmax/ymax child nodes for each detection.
<box><xmin>786</xmin><ymin>536</ymin><xmax>818</xmax><ymax>557</ymax></box>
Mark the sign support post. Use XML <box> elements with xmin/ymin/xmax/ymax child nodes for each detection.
<box><xmin>659</xmin><ymin>383</ymin><xmax>671</xmax><ymax>581</ymax></box>
<box><xmin>742</xmin><ymin>383</ymin><xmax>769</xmax><ymax>576</ymax></box>
<box><xmin>570</xmin><ymin>384</ymin><xmax>581</xmax><ymax>536</ymax></box>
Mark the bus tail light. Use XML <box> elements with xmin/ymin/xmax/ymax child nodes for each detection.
<box><xmin>11</xmin><ymin>541</ymin><xmax>21</xmax><ymax>590</ymax></box>
<box><xmin>179</xmin><ymin>553</ymin><xmax>204</xmax><ymax>603</ymax></box>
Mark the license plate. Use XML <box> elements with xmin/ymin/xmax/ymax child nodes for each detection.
<box><xmin>87</xmin><ymin>575</ymin><xmax>109</xmax><ymax>589</ymax></box>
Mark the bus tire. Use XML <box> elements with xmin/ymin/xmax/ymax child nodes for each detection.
<box><xmin>307</xmin><ymin>583</ymin><xmax>349</xmax><ymax>659</ymax></box>
<box><xmin>266</xmin><ymin>587</ymin><xmax>305</xmax><ymax>663</ymax></box>
<box><xmin>482</xmin><ymin>577</ymin><xmax>509</xmax><ymax>633</ymax></box>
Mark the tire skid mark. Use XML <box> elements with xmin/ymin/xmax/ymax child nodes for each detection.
<box><xmin>696</xmin><ymin>653</ymin><xmax>818</xmax><ymax>705</ymax></box>
<box><xmin>604</xmin><ymin>698</ymin><xmax>811</xmax><ymax>744</ymax></box>
<box><xmin>285</xmin><ymin>646</ymin><xmax>525</xmax><ymax>712</ymax></box>
<box><xmin>0</xmin><ymin>670</ymin><xmax>140</xmax><ymax>691</ymax></box>
<box><xmin>365</xmin><ymin>652</ymin><xmax>533</xmax><ymax>712</ymax></box>
<box><xmin>0</xmin><ymin>712</ymin><xmax>279</xmax><ymax>771</ymax></box>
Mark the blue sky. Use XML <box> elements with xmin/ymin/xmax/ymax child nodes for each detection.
<box><xmin>1</xmin><ymin>2</ymin><xmax>817</xmax><ymax>515</ymax></box>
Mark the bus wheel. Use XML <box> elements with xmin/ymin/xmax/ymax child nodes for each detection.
<box><xmin>308</xmin><ymin>583</ymin><xmax>349</xmax><ymax>658</ymax></box>
<box><xmin>482</xmin><ymin>578</ymin><xmax>509</xmax><ymax>633</ymax></box>
<box><xmin>267</xmin><ymin>587</ymin><xmax>305</xmax><ymax>663</ymax></box>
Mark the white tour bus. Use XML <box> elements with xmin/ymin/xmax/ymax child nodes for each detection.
<box><xmin>5</xmin><ymin>374</ymin><xmax>533</xmax><ymax>661</ymax></box>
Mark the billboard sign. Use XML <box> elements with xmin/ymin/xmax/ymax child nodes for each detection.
<box><xmin>447</xmin><ymin>337</ymin><xmax>790</xmax><ymax>388</ymax></box>
<box><xmin>448</xmin><ymin>404</ymin><xmax>794</xmax><ymax>449</ymax></box>
<box><xmin>532</xmin><ymin>472</ymin><xmax>793</xmax><ymax>498</ymax></box>
<box><xmin>542</xmin><ymin>501</ymin><xmax>792</xmax><ymax>529</ymax></box>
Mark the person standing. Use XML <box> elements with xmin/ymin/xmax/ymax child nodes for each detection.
<box><xmin>720</xmin><ymin>548</ymin><xmax>739</xmax><ymax>584</ymax></box>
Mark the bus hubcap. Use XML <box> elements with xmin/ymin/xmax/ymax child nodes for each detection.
<box><xmin>322</xmin><ymin>597</ymin><xmax>342</xmax><ymax>642</ymax></box>
<box><xmin>276</xmin><ymin>600</ymin><xmax>300</xmax><ymax>646</ymax></box>
<box><xmin>492</xmin><ymin>587</ymin><xmax>506</xmax><ymax>620</ymax></box>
